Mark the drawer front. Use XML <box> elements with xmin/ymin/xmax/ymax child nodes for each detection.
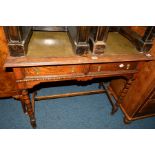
<box><xmin>25</xmin><ymin>62</ymin><xmax>137</xmax><ymax>77</ymax></box>
<box><xmin>25</xmin><ymin>65</ymin><xmax>89</xmax><ymax>76</ymax></box>
<box><xmin>89</xmin><ymin>62</ymin><xmax>137</xmax><ymax>73</ymax></box>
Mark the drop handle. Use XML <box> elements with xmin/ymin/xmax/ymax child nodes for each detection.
<box><xmin>98</xmin><ymin>66</ymin><xmax>101</xmax><ymax>72</ymax></box>
<box><xmin>126</xmin><ymin>64</ymin><xmax>130</xmax><ymax>69</ymax></box>
<box><xmin>119</xmin><ymin>64</ymin><xmax>124</xmax><ymax>68</ymax></box>
<box><xmin>71</xmin><ymin>67</ymin><xmax>75</xmax><ymax>73</ymax></box>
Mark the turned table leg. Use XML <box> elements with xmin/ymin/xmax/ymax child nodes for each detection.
<box><xmin>13</xmin><ymin>95</ymin><xmax>27</xmax><ymax>114</ymax></box>
<box><xmin>21</xmin><ymin>98</ymin><xmax>27</xmax><ymax>114</ymax></box>
<box><xmin>22</xmin><ymin>90</ymin><xmax>36</xmax><ymax>128</ymax></box>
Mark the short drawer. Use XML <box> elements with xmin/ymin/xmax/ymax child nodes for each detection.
<box><xmin>25</xmin><ymin>65</ymin><xmax>89</xmax><ymax>77</ymax></box>
<box><xmin>89</xmin><ymin>62</ymin><xmax>138</xmax><ymax>73</ymax></box>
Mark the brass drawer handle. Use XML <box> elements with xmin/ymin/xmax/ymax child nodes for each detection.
<box><xmin>126</xmin><ymin>64</ymin><xmax>130</xmax><ymax>69</ymax></box>
<box><xmin>119</xmin><ymin>64</ymin><xmax>124</xmax><ymax>68</ymax></box>
<box><xmin>71</xmin><ymin>66</ymin><xmax>75</xmax><ymax>73</ymax></box>
<box><xmin>98</xmin><ymin>66</ymin><xmax>102</xmax><ymax>72</ymax></box>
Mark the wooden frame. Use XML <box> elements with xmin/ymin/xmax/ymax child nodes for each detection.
<box><xmin>4</xmin><ymin>26</ymin><xmax>32</xmax><ymax>57</ymax></box>
<box><xmin>68</xmin><ymin>26</ymin><xmax>91</xmax><ymax>55</ymax></box>
<box><xmin>4</xmin><ymin>26</ymin><xmax>154</xmax><ymax>57</ymax></box>
<box><xmin>119</xmin><ymin>26</ymin><xmax>155</xmax><ymax>52</ymax></box>
<box><xmin>89</xmin><ymin>26</ymin><xmax>109</xmax><ymax>54</ymax></box>
<box><xmin>5</xmin><ymin>26</ymin><xmax>91</xmax><ymax>57</ymax></box>
<box><xmin>32</xmin><ymin>26</ymin><xmax>67</xmax><ymax>31</ymax></box>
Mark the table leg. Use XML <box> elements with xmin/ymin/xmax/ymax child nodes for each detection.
<box><xmin>22</xmin><ymin>90</ymin><xmax>36</xmax><ymax>128</ymax></box>
<box><xmin>13</xmin><ymin>94</ymin><xmax>27</xmax><ymax>114</ymax></box>
<box><xmin>21</xmin><ymin>98</ymin><xmax>27</xmax><ymax>114</ymax></box>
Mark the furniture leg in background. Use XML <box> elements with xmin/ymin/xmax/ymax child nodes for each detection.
<box><xmin>119</xmin><ymin>26</ymin><xmax>154</xmax><ymax>52</ymax></box>
<box><xmin>68</xmin><ymin>26</ymin><xmax>90</xmax><ymax>55</ymax></box>
<box><xmin>4</xmin><ymin>26</ymin><xmax>32</xmax><ymax>57</ymax></box>
<box><xmin>99</xmin><ymin>82</ymin><xmax>118</xmax><ymax>114</ymax></box>
<box><xmin>89</xmin><ymin>26</ymin><xmax>109</xmax><ymax>54</ymax></box>
<box><xmin>108</xmin><ymin>51</ymin><xmax>155</xmax><ymax>124</ymax></box>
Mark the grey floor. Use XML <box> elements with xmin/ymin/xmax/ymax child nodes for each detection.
<box><xmin>0</xmin><ymin>82</ymin><xmax>155</xmax><ymax>129</ymax></box>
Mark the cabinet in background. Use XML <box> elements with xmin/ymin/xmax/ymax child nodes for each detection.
<box><xmin>109</xmin><ymin>40</ymin><xmax>155</xmax><ymax>123</ymax></box>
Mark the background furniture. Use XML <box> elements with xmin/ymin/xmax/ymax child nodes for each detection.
<box><xmin>109</xmin><ymin>27</ymin><xmax>155</xmax><ymax>123</ymax></box>
<box><xmin>0</xmin><ymin>27</ymin><xmax>26</xmax><ymax>113</ymax></box>
<box><xmin>109</xmin><ymin>39</ymin><xmax>155</xmax><ymax>123</ymax></box>
<box><xmin>0</xmin><ymin>27</ymin><xmax>17</xmax><ymax>98</ymax></box>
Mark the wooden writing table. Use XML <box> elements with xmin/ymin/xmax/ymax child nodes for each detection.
<box><xmin>4</xmin><ymin>32</ymin><xmax>154</xmax><ymax>128</ymax></box>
